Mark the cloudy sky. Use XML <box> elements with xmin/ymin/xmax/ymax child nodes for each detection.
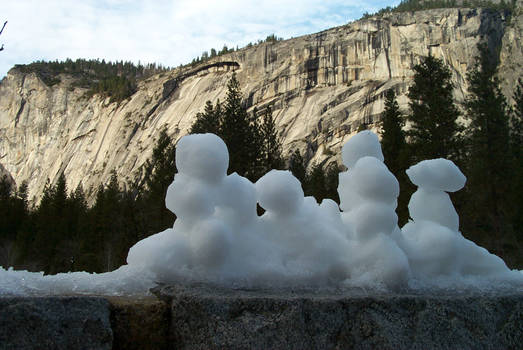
<box><xmin>0</xmin><ymin>0</ymin><xmax>398</xmax><ymax>78</ymax></box>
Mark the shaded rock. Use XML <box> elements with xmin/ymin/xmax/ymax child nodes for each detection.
<box><xmin>153</xmin><ymin>284</ymin><xmax>523</xmax><ymax>350</ymax></box>
<box><xmin>0</xmin><ymin>163</ymin><xmax>14</xmax><ymax>188</ymax></box>
<box><xmin>108</xmin><ymin>296</ymin><xmax>170</xmax><ymax>350</ymax></box>
<box><xmin>0</xmin><ymin>296</ymin><xmax>112</xmax><ymax>350</ymax></box>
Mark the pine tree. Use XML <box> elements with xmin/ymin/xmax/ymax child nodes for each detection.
<box><xmin>190</xmin><ymin>100</ymin><xmax>221</xmax><ymax>135</ymax></box>
<box><xmin>511</xmin><ymin>79</ymin><xmax>523</xmax><ymax>159</ymax></box>
<box><xmin>305</xmin><ymin>163</ymin><xmax>327</xmax><ymax>203</ymax></box>
<box><xmin>324</xmin><ymin>163</ymin><xmax>341</xmax><ymax>204</ymax></box>
<box><xmin>379</xmin><ymin>88</ymin><xmax>411</xmax><ymax>225</ymax></box>
<box><xmin>407</xmin><ymin>54</ymin><xmax>462</xmax><ymax>162</ymax></box>
<box><xmin>260</xmin><ymin>106</ymin><xmax>284</xmax><ymax>174</ymax></box>
<box><xmin>140</xmin><ymin>128</ymin><xmax>177</xmax><ymax>236</ymax></box>
<box><xmin>380</xmin><ymin>89</ymin><xmax>407</xmax><ymax>174</ymax></box>
<box><xmin>220</xmin><ymin>73</ymin><xmax>262</xmax><ymax>180</ymax></box>
<box><xmin>509</xmin><ymin>79</ymin><xmax>523</xmax><ymax>255</ymax></box>
<box><xmin>288</xmin><ymin>149</ymin><xmax>307</xmax><ymax>185</ymax></box>
<box><xmin>463</xmin><ymin>44</ymin><xmax>516</xmax><ymax>262</ymax></box>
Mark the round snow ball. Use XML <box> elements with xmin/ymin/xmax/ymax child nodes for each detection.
<box><xmin>175</xmin><ymin>133</ymin><xmax>229</xmax><ymax>183</ymax></box>
<box><xmin>351</xmin><ymin>156</ymin><xmax>399</xmax><ymax>201</ymax></box>
<box><xmin>342</xmin><ymin>131</ymin><xmax>384</xmax><ymax>168</ymax></box>
<box><xmin>352</xmin><ymin>202</ymin><xmax>398</xmax><ymax>239</ymax></box>
<box><xmin>190</xmin><ymin>220</ymin><xmax>231</xmax><ymax>268</ymax></box>
<box><xmin>406</xmin><ymin>158</ymin><xmax>466</xmax><ymax>192</ymax></box>
<box><xmin>256</xmin><ymin>170</ymin><xmax>304</xmax><ymax>215</ymax></box>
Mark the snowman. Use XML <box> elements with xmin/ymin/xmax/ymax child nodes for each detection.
<box><xmin>255</xmin><ymin>170</ymin><xmax>351</xmax><ymax>284</ymax></box>
<box><xmin>337</xmin><ymin>131</ymin><xmax>410</xmax><ymax>287</ymax></box>
<box><xmin>128</xmin><ymin>134</ymin><xmax>240</xmax><ymax>280</ymax></box>
<box><xmin>400</xmin><ymin>158</ymin><xmax>517</xmax><ymax>280</ymax></box>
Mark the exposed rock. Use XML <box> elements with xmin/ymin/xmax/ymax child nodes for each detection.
<box><xmin>108</xmin><ymin>296</ymin><xmax>170</xmax><ymax>350</ymax></box>
<box><xmin>0</xmin><ymin>8</ymin><xmax>521</xmax><ymax>203</ymax></box>
<box><xmin>1</xmin><ymin>287</ymin><xmax>521</xmax><ymax>349</ymax></box>
<box><xmin>0</xmin><ymin>297</ymin><xmax>112</xmax><ymax>350</ymax></box>
<box><xmin>153</xmin><ymin>284</ymin><xmax>523</xmax><ymax>350</ymax></box>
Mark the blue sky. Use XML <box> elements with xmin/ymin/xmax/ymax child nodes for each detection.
<box><xmin>0</xmin><ymin>0</ymin><xmax>399</xmax><ymax>78</ymax></box>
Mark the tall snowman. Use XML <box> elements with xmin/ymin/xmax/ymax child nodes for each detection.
<box><xmin>338</xmin><ymin>131</ymin><xmax>410</xmax><ymax>288</ymax></box>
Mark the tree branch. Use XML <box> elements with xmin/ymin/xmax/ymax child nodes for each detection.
<box><xmin>0</xmin><ymin>21</ymin><xmax>7</xmax><ymax>36</ymax></box>
<box><xmin>0</xmin><ymin>21</ymin><xmax>6</xmax><ymax>51</ymax></box>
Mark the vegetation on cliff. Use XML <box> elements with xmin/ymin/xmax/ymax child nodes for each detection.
<box><xmin>15</xmin><ymin>58</ymin><xmax>170</xmax><ymax>103</ymax></box>
<box><xmin>362</xmin><ymin>0</ymin><xmax>517</xmax><ymax>19</ymax></box>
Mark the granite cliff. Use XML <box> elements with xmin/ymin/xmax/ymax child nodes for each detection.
<box><xmin>0</xmin><ymin>8</ymin><xmax>521</xmax><ymax>202</ymax></box>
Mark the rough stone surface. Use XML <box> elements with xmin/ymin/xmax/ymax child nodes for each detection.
<box><xmin>108</xmin><ymin>296</ymin><xmax>170</xmax><ymax>350</ymax></box>
<box><xmin>0</xmin><ymin>287</ymin><xmax>521</xmax><ymax>349</ymax></box>
<box><xmin>0</xmin><ymin>296</ymin><xmax>112</xmax><ymax>350</ymax></box>
<box><xmin>153</xmin><ymin>284</ymin><xmax>523</xmax><ymax>350</ymax></box>
<box><xmin>0</xmin><ymin>8</ymin><xmax>521</xmax><ymax>203</ymax></box>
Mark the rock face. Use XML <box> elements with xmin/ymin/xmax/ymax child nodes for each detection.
<box><xmin>154</xmin><ymin>284</ymin><xmax>523</xmax><ymax>350</ymax></box>
<box><xmin>1</xmin><ymin>288</ymin><xmax>521</xmax><ymax>349</ymax></box>
<box><xmin>0</xmin><ymin>8</ymin><xmax>520</xmax><ymax>202</ymax></box>
<box><xmin>0</xmin><ymin>297</ymin><xmax>112</xmax><ymax>350</ymax></box>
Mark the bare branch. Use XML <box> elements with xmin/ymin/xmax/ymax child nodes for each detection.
<box><xmin>0</xmin><ymin>21</ymin><xmax>6</xmax><ymax>51</ymax></box>
<box><xmin>0</xmin><ymin>21</ymin><xmax>6</xmax><ymax>36</ymax></box>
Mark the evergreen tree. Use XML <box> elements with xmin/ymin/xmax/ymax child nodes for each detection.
<box><xmin>32</xmin><ymin>175</ymin><xmax>72</xmax><ymax>273</ymax></box>
<box><xmin>288</xmin><ymin>149</ymin><xmax>307</xmax><ymax>185</ymax></box>
<box><xmin>220</xmin><ymin>73</ymin><xmax>262</xmax><ymax>180</ymax></box>
<box><xmin>190</xmin><ymin>73</ymin><xmax>262</xmax><ymax>180</ymax></box>
<box><xmin>324</xmin><ymin>163</ymin><xmax>341</xmax><ymax>204</ymax></box>
<box><xmin>510</xmin><ymin>78</ymin><xmax>523</xmax><ymax>249</ymax></box>
<box><xmin>260</xmin><ymin>106</ymin><xmax>284</xmax><ymax>173</ymax></box>
<box><xmin>463</xmin><ymin>44</ymin><xmax>516</xmax><ymax>262</ymax></box>
<box><xmin>380</xmin><ymin>89</ymin><xmax>407</xmax><ymax>174</ymax></box>
<box><xmin>305</xmin><ymin>163</ymin><xmax>327</xmax><ymax>203</ymax></box>
<box><xmin>511</xmin><ymin>78</ymin><xmax>523</xmax><ymax>159</ymax></box>
<box><xmin>190</xmin><ymin>100</ymin><xmax>221</xmax><ymax>135</ymax></box>
<box><xmin>407</xmin><ymin>54</ymin><xmax>462</xmax><ymax>162</ymax></box>
<box><xmin>379</xmin><ymin>88</ymin><xmax>411</xmax><ymax>225</ymax></box>
<box><xmin>140</xmin><ymin>128</ymin><xmax>177</xmax><ymax>237</ymax></box>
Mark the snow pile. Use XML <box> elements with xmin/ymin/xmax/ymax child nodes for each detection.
<box><xmin>1</xmin><ymin>131</ymin><xmax>521</xmax><ymax>296</ymax></box>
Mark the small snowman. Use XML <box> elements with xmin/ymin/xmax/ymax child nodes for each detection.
<box><xmin>337</xmin><ymin>131</ymin><xmax>409</xmax><ymax>287</ymax></box>
<box><xmin>256</xmin><ymin>170</ymin><xmax>350</xmax><ymax>284</ymax></box>
<box><xmin>128</xmin><ymin>134</ymin><xmax>234</xmax><ymax>279</ymax></box>
<box><xmin>400</xmin><ymin>158</ymin><xmax>515</xmax><ymax>280</ymax></box>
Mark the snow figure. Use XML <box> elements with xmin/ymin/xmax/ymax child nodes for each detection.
<box><xmin>400</xmin><ymin>159</ymin><xmax>519</xmax><ymax>281</ymax></box>
<box><xmin>337</xmin><ymin>131</ymin><xmax>409</xmax><ymax>287</ymax></box>
<box><xmin>127</xmin><ymin>133</ymin><xmax>260</xmax><ymax>282</ymax></box>
<box><xmin>256</xmin><ymin>170</ymin><xmax>350</xmax><ymax>284</ymax></box>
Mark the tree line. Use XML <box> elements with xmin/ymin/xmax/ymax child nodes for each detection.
<box><xmin>190</xmin><ymin>34</ymin><xmax>284</xmax><ymax>67</ymax></box>
<box><xmin>362</xmin><ymin>0</ymin><xmax>516</xmax><ymax>19</ymax></box>
<box><xmin>15</xmin><ymin>59</ymin><xmax>170</xmax><ymax>102</ymax></box>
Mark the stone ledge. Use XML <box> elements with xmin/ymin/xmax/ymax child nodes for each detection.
<box><xmin>1</xmin><ymin>288</ymin><xmax>521</xmax><ymax>349</ymax></box>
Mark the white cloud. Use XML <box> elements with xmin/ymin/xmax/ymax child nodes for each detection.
<box><xmin>0</xmin><ymin>0</ymin><xmax>397</xmax><ymax>77</ymax></box>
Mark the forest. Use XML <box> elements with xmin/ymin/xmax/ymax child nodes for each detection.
<box><xmin>15</xmin><ymin>58</ymin><xmax>170</xmax><ymax>103</ymax></box>
<box><xmin>0</xmin><ymin>43</ymin><xmax>521</xmax><ymax>274</ymax></box>
<box><xmin>362</xmin><ymin>0</ymin><xmax>517</xmax><ymax>18</ymax></box>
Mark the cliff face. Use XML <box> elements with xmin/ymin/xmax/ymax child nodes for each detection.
<box><xmin>0</xmin><ymin>8</ymin><xmax>519</xmax><ymax>202</ymax></box>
